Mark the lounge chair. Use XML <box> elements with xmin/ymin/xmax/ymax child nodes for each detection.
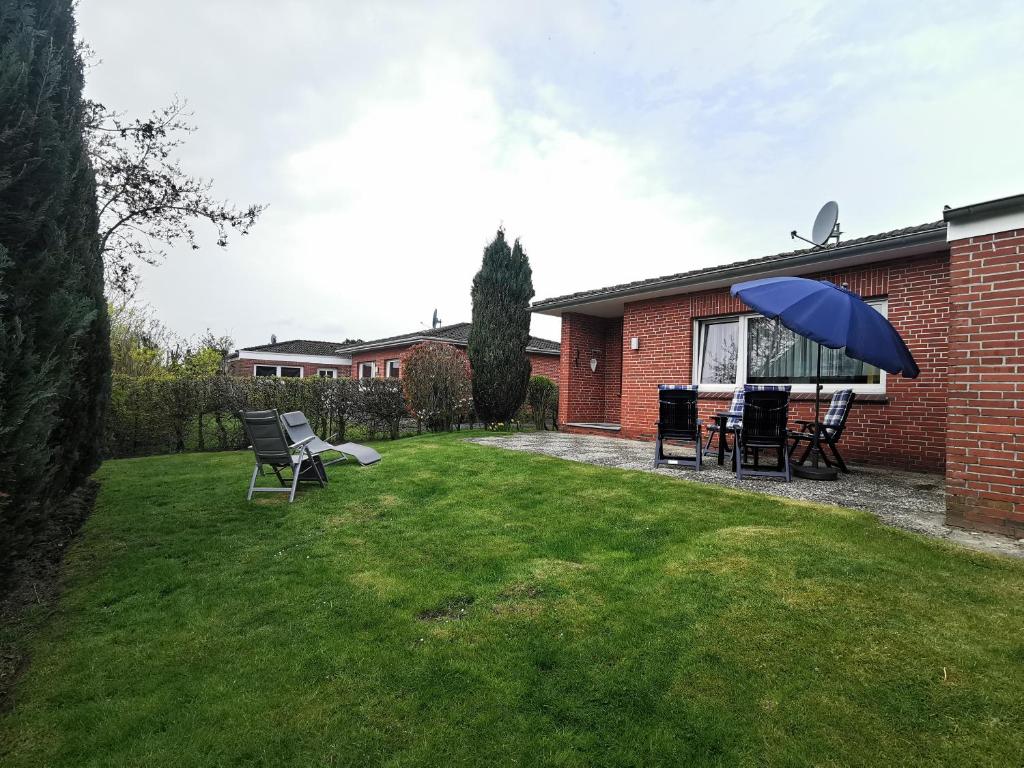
<box><xmin>734</xmin><ymin>388</ymin><xmax>792</xmax><ymax>481</ymax></box>
<box><xmin>653</xmin><ymin>385</ymin><xmax>702</xmax><ymax>470</ymax></box>
<box><xmin>789</xmin><ymin>389</ymin><xmax>856</xmax><ymax>473</ymax></box>
<box><xmin>280</xmin><ymin>411</ymin><xmax>382</xmax><ymax>466</ymax></box>
<box><xmin>239</xmin><ymin>409</ymin><xmax>327</xmax><ymax>502</ymax></box>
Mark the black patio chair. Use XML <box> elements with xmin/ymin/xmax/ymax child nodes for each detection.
<box><xmin>789</xmin><ymin>389</ymin><xmax>857</xmax><ymax>473</ymax></box>
<box><xmin>734</xmin><ymin>389</ymin><xmax>791</xmax><ymax>481</ymax></box>
<box><xmin>705</xmin><ymin>385</ymin><xmax>791</xmax><ymax>467</ymax></box>
<box><xmin>239</xmin><ymin>409</ymin><xmax>327</xmax><ymax>502</ymax></box>
<box><xmin>653</xmin><ymin>385</ymin><xmax>702</xmax><ymax>470</ymax></box>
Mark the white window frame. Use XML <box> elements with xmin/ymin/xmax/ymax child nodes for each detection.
<box><xmin>385</xmin><ymin>359</ymin><xmax>400</xmax><ymax>378</ymax></box>
<box><xmin>317</xmin><ymin>368</ymin><xmax>337</xmax><ymax>379</ymax></box>
<box><xmin>358</xmin><ymin>361</ymin><xmax>377</xmax><ymax>379</ymax></box>
<box><xmin>692</xmin><ymin>299</ymin><xmax>888</xmax><ymax>395</ymax></box>
<box><xmin>253</xmin><ymin>364</ymin><xmax>305</xmax><ymax>378</ymax></box>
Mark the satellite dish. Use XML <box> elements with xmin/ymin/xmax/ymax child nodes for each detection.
<box><xmin>791</xmin><ymin>201</ymin><xmax>841</xmax><ymax>248</ymax></box>
<box><xmin>811</xmin><ymin>201</ymin><xmax>839</xmax><ymax>246</ymax></box>
<box><xmin>431</xmin><ymin>309</ymin><xmax>441</xmax><ymax>329</ymax></box>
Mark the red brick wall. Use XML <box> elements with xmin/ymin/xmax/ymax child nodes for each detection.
<box><xmin>529</xmin><ymin>352</ymin><xmax>561</xmax><ymax>383</ymax></box>
<box><xmin>350</xmin><ymin>348</ymin><xmax>408</xmax><ymax>379</ymax></box>
<box><xmin>226</xmin><ymin>358</ymin><xmax>347</xmax><ymax>378</ymax></box>
<box><xmin>558</xmin><ymin>314</ymin><xmax>622</xmax><ymax>423</ymax></box>
<box><xmin>561</xmin><ymin>252</ymin><xmax>951</xmax><ymax>472</ymax></box>
<box><xmin>945</xmin><ymin>228</ymin><xmax>1024</xmax><ymax>538</ymax></box>
<box><xmin>351</xmin><ymin>344</ymin><xmax>560</xmax><ymax>384</ymax></box>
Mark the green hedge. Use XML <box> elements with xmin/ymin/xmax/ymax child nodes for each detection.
<box><xmin>105</xmin><ymin>375</ymin><xmax>407</xmax><ymax>458</ymax></box>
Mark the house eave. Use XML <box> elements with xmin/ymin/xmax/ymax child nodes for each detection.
<box><xmin>532</xmin><ymin>226</ymin><xmax>948</xmax><ymax>318</ymax></box>
<box><xmin>339</xmin><ymin>337</ymin><xmax>560</xmax><ymax>356</ymax></box>
<box><xmin>943</xmin><ymin>193</ymin><xmax>1024</xmax><ymax>223</ymax></box>
<box><xmin>233</xmin><ymin>349</ymin><xmax>353</xmax><ymax>366</ymax></box>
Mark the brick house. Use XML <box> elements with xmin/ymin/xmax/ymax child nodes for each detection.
<box><xmin>225</xmin><ymin>322</ymin><xmax>560</xmax><ymax>383</ymax></box>
<box><xmin>533</xmin><ymin>193</ymin><xmax>1024</xmax><ymax>539</ymax></box>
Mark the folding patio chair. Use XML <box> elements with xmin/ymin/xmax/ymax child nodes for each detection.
<box><xmin>279</xmin><ymin>411</ymin><xmax>382</xmax><ymax>467</ymax></box>
<box><xmin>707</xmin><ymin>385</ymin><xmax>791</xmax><ymax>468</ymax></box>
<box><xmin>734</xmin><ymin>389</ymin><xmax>792</xmax><ymax>481</ymax></box>
<box><xmin>789</xmin><ymin>389</ymin><xmax>857</xmax><ymax>473</ymax></box>
<box><xmin>239</xmin><ymin>409</ymin><xmax>327</xmax><ymax>502</ymax></box>
<box><xmin>653</xmin><ymin>385</ymin><xmax>702</xmax><ymax>470</ymax></box>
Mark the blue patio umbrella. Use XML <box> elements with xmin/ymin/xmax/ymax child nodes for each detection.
<box><xmin>730</xmin><ymin>276</ymin><xmax>920</xmax><ymax>478</ymax></box>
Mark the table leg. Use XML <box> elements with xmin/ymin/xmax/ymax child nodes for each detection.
<box><xmin>717</xmin><ymin>417</ymin><xmax>727</xmax><ymax>466</ymax></box>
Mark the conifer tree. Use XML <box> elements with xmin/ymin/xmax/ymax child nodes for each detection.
<box><xmin>468</xmin><ymin>230</ymin><xmax>535</xmax><ymax>424</ymax></box>
<box><xmin>0</xmin><ymin>0</ymin><xmax>109</xmax><ymax>577</ymax></box>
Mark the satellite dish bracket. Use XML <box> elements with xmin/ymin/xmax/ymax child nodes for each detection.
<box><xmin>791</xmin><ymin>201</ymin><xmax>842</xmax><ymax>249</ymax></box>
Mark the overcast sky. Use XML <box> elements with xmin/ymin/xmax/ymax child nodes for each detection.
<box><xmin>78</xmin><ymin>1</ymin><xmax>1024</xmax><ymax>347</ymax></box>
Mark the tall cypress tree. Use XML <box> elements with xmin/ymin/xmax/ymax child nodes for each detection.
<box><xmin>0</xmin><ymin>0</ymin><xmax>109</xmax><ymax>578</ymax></box>
<box><xmin>468</xmin><ymin>229</ymin><xmax>535</xmax><ymax>424</ymax></box>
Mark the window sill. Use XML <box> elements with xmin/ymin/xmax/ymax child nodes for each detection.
<box><xmin>696</xmin><ymin>391</ymin><xmax>889</xmax><ymax>404</ymax></box>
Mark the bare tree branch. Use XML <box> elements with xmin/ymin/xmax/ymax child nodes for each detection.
<box><xmin>84</xmin><ymin>95</ymin><xmax>266</xmax><ymax>295</ymax></box>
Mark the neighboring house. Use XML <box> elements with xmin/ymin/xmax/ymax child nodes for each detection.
<box><xmin>225</xmin><ymin>322</ymin><xmax>560</xmax><ymax>383</ymax></box>
<box><xmin>224</xmin><ymin>339</ymin><xmax>354</xmax><ymax>379</ymax></box>
<box><xmin>339</xmin><ymin>322</ymin><xmax>560</xmax><ymax>383</ymax></box>
<box><xmin>532</xmin><ymin>193</ymin><xmax>1024</xmax><ymax>539</ymax></box>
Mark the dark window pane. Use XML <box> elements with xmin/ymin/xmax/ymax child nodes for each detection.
<box><xmin>699</xmin><ymin>320</ymin><xmax>738</xmax><ymax>384</ymax></box>
<box><xmin>254</xmin><ymin>365</ymin><xmax>277</xmax><ymax>377</ymax></box>
<box><xmin>279</xmin><ymin>367</ymin><xmax>302</xmax><ymax>378</ymax></box>
<box><xmin>746</xmin><ymin>317</ymin><xmax>880</xmax><ymax>384</ymax></box>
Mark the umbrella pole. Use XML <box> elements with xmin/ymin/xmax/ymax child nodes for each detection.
<box><xmin>794</xmin><ymin>342</ymin><xmax>838</xmax><ymax>481</ymax></box>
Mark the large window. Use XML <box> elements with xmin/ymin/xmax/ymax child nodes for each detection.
<box><xmin>359</xmin><ymin>362</ymin><xmax>376</xmax><ymax>379</ymax></box>
<box><xmin>385</xmin><ymin>359</ymin><xmax>400</xmax><ymax>378</ymax></box>
<box><xmin>254</xmin><ymin>364</ymin><xmax>303</xmax><ymax>378</ymax></box>
<box><xmin>694</xmin><ymin>299</ymin><xmax>886</xmax><ymax>392</ymax></box>
<box><xmin>317</xmin><ymin>368</ymin><xmax>337</xmax><ymax>379</ymax></box>
<box><xmin>697</xmin><ymin>320</ymin><xmax>738</xmax><ymax>384</ymax></box>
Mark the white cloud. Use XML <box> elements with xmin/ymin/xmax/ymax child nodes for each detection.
<box><xmin>77</xmin><ymin>0</ymin><xmax>1024</xmax><ymax>348</ymax></box>
<box><xmin>273</xmin><ymin>50</ymin><xmax>723</xmax><ymax>342</ymax></box>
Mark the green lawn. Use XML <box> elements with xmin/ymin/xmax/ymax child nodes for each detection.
<box><xmin>2</xmin><ymin>432</ymin><xmax>1023</xmax><ymax>767</ymax></box>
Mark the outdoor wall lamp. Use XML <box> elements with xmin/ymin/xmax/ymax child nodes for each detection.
<box><xmin>630</xmin><ymin>337</ymin><xmax>640</xmax><ymax>350</ymax></box>
<box><xmin>590</xmin><ymin>348</ymin><xmax>601</xmax><ymax>372</ymax></box>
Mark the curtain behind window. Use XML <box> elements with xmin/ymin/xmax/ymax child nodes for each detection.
<box><xmin>747</xmin><ymin>317</ymin><xmax>879</xmax><ymax>384</ymax></box>
<box><xmin>699</xmin><ymin>321</ymin><xmax>738</xmax><ymax>384</ymax></box>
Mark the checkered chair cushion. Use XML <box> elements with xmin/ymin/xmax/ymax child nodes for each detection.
<box><xmin>724</xmin><ymin>389</ymin><xmax>745</xmax><ymax>429</ymax></box>
<box><xmin>658</xmin><ymin>384</ymin><xmax>699</xmax><ymax>391</ymax></box>
<box><xmin>728</xmin><ymin>385</ymin><xmax>792</xmax><ymax>429</ymax></box>
<box><xmin>822</xmin><ymin>389</ymin><xmax>854</xmax><ymax>431</ymax></box>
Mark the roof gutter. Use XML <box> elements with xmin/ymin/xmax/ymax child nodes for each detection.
<box><xmin>943</xmin><ymin>193</ymin><xmax>1024</xmax><ymax>222</ymax></box>
<box><xmin>337</xmin><ymin>337</ymin><xmax>560</xmax><ymax>356</ymax></box>
<box><xmin>532</xmin><ymin>225</ymin><xmax>947</xmax><ymax>313</ymax></box>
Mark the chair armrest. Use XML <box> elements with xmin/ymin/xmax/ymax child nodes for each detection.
<box><xmin>289</xmin><ymin>436</ymin><xmax>315</xmax><ymax>449</ymax></box>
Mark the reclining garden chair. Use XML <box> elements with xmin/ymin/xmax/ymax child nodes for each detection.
<box><xmin>789</xmin><ymin>389</ymin><xmax>857</xmax><ymax>473</ymax></box>
<box><xmin>280</xmin><ymin>411</ymin><xmax>382</xmax><ymax>467</ymax></box>
<box><xmin>734</xmin><ymin>388</ymin><xmax>792</xmax><ymax>481</ymax></box>
<box><xmin>653</xmin><ymin>385</ymin><xmax>702</xmax><ymax>471</ymax></box>
<box><xmin>239</xmin><ymin>409</ymin><xmax>327</xmax><ymax>502</ymax></box>
<box><xmin>704</xmin><ymin>385</ymin><xmax>791</xmax><ymax>468</ymax></box>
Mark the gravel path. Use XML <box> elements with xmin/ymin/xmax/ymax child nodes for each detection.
<box><xmin>468</xmin><ymin>432</ymin><xmax>1023</xmax><ymax>559</ymax></box>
